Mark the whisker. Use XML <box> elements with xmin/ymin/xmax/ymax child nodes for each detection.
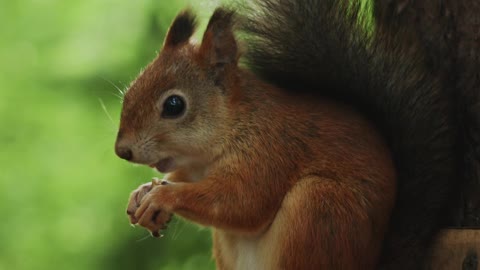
<box><xmin>98</xmin><ymin>98</ymin><xmax>115</xmax><ymax>127</ymax></box>
<box><xmin>99</xmin><ymin>76</ymin><xmax>127</xmax><ymax>100</ymax></box>
<box><xmin>136</xmin><ymin>233</ymin><xmax>153</xmax><ymax>242</ymax></box>
<box><xmin>171</xmin><ymin>217</ymin><xmax>183</xmax><ymax>240</ymax></box>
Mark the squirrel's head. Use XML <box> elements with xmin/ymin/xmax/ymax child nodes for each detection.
<box><xmin>115</xmin><ymin>8</ymin><xmax>240</xmax><ymax>174</ymax></box>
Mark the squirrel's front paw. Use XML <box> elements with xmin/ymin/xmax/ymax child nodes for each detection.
<box><xmin>126</xmin><ymin>179</ymin><xmax>155</xmax><ymax>224</ymax></box>
<box><xmin>127</xmin><ymin>179</ymin><xmax>173</xmax><ymax>237</ymax></box>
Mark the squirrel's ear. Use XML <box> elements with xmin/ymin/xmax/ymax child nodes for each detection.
<box><xmin>199</xmin><ymin>8</ymin><xmax>238</xmax><ymax>67</ymax></box>
<box><xmin>164</xmin><ymin>9</ymin><xmax>197</xmax><ymax>48</ymax></box>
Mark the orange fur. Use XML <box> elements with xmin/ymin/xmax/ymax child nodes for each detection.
<box><xmin>116</xmin><ymin>9</ymin><xmax>396</xmax><ymax>269</ymax></box>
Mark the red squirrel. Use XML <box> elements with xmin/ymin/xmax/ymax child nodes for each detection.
<box><xmin>114</xmin><ymin>0</ymin><xmax>467</xmax><ymax>269</ymax></box>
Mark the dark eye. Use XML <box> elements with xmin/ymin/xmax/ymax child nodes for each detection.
<box><xmin>162</xmin><ymin>95</ymin><xmax>185</xmax><ymax>118</ymax></box>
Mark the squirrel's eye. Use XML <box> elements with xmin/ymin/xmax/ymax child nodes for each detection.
<box><xmin>162</xmin><ymin>95</ymin><xmax>185</xmax><ymax>118</ymax></box>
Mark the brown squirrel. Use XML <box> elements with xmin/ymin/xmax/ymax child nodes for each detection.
<box><xmin>114</xmin><ymin>0</ymin><xmax>475</xmax><ymax>269</ymax></box>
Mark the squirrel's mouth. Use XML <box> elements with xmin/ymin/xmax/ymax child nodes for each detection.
<box><xmin>150</xmin><ymin>157</ymin><xmax>176</xmax><ymax>173</ymax></box>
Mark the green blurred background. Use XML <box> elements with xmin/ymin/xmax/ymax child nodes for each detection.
<box><xmin>0</xmin><ymin>1</ymin><xmax>222</xmax><ymax>269</ymax></box>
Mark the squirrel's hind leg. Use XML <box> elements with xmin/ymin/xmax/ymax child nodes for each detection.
<box><xmin>260</xmin><ymin>176</ymin><xmax>390</xmax><ymax>270</ymax></box>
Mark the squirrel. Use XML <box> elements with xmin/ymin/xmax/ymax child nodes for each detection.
<box><xmin>114</xmin><ymin>0</ymin><xmax>476</xmax><ymax>269</ymax></box>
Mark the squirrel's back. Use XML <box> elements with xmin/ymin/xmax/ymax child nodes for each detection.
<box><xmin>214</xmin><ymin>77</ymin><xmax>397</xmax><ymax>269</ymax></box>
<box><xmin>237</xmin><ymin>0</ymin><xmax>459</xmax><ymax>269</ymax></box>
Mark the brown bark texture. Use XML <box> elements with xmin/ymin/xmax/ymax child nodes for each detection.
<box><xmin>428</xmin><ymin>229</ymin><xmax>479</xmax><ymax>270</ymax></box>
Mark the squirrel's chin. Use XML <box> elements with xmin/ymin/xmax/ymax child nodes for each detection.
<box><xmin>151</xmin><ymin>157</ymin><xmax>176</xmax><ymax>174</ymax></box>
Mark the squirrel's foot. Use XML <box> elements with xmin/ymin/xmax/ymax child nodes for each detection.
<box><xmin>127</xmin><ymin>179</ymin><xmax>173</xmax><ymax>237</ymax></box>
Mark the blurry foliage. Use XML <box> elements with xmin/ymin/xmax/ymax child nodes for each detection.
<box><xmin>0</xmin><ymin>0</ymin><xmax>224</xmax><ymax>269</ymax></box>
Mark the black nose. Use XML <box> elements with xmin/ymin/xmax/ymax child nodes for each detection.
<box><xmin>116</xmin><ymin>147</ymin><xmax>133</xmax><ymax>161</ymax></box>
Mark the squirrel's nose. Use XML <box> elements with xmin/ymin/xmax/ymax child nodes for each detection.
<box><xmin>116</xmin><ymin>147</ymin><xmax>133</xmax><ymax>161</ymax></box>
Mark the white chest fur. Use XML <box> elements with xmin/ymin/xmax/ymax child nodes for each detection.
<box><xmin>235</xmin><ymin>237</ymin><xmax>260</xmax><ymax>270</ymax></box>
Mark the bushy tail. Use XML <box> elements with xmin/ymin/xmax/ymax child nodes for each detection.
<box><xmin>236</xmin><ymin>0</ymin><xmax>459</xmax><ymax>269</ymax></box>
<box><xmin>374</xmin><ymin>0</ymin><xmax>480</xmax><ymax>228</ymax></box>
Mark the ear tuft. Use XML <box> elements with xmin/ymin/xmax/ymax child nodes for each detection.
<box><xmin>165</xmin><ymin>9</ymin><xmax>197</xmax><ymax>47</ymax></box>
<box><xmin>205</xmin><ymin>8</ymin><xmax>235</xmax><ymax>33</ymax></box>
<box><xmin>200</xmin><ymin>8</ymin><xmax>238</xmax><ymax>67</ymax></box>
